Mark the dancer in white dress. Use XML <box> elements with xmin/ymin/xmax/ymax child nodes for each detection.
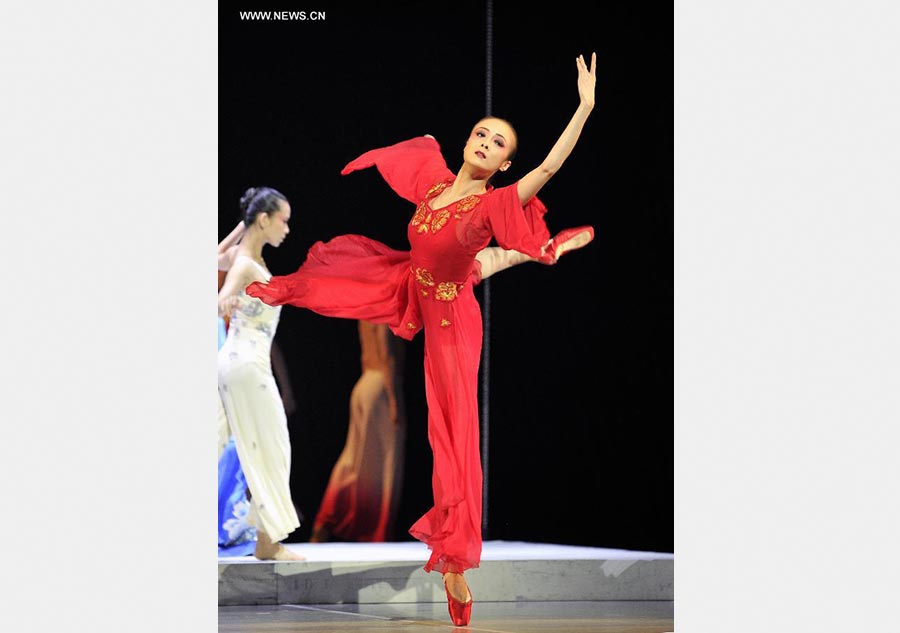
<box><xmin>218</xmin><ymin>186</ymin><xmax>303</xmax><ymax>561</ymax></box>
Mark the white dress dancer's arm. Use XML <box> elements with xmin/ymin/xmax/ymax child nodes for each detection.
<box><xmin>218</xmin><ymin>221</ymin><xmax>247</xmax><ymax>271</ymax></box>
<box><xmin>218</xmin><ymin>257</ymin><xmax>257</xmax><ymax>317</ymax></box>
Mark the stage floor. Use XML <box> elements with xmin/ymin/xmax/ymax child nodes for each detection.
<box><xmin>218</xmin><ymin>540</ymin><xmax>675</xmax><ymax>564</ymax></box>
<box><xmin>219</xmin><ymin>600</ymin><xmax>674</xmax><ymax>632</ymax></box>
<box><xmin>218</xmin><ymin>541</ymin><xmax>674</xmax><ymax>607</ymax></box>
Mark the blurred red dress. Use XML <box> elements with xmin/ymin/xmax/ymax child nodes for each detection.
<box><xmin>247</xmin><ymin>136</ymin><xmax>550</xmax><ymax>573</ymax></box>
<box><xmin>312</xmin><ymin>321</ymin><xmax>406</xmax><ymax>543</ymax></box>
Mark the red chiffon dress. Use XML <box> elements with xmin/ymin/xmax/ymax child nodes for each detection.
<box><xmin>247</xmin><ymin>136</ymin><xmax>551</xmax><ymax>573</ymax></box>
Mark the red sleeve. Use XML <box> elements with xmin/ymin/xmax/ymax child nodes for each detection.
<box><xmin>341</xmin><ymin>136</ymin><xmax>455</xmax><ymax>204</ymax></box>
<box><xmin>483</xmin><ymin>182</ymin><xmax>552</xmax><ymax>259</ymax></box>
<box><xmin>470</xmin><ymin>258</ymin><xmax>484</xmax><ymax>286</ymax></box>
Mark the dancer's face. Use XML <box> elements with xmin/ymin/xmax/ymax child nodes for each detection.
<box><xmin>261</xmin><ymin>200</ymin><xmax>291</xmax><ymax>247</ymax></box>
<box><xmin>464</xmin><ymin>118</ymin><xmax>516</xmax><ymax>175</ymax></box>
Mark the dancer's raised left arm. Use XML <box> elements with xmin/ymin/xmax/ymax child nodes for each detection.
<box><xmin>517</xmin><ymin>52</ymin><xmax>596</xmax><ymax>204</ymax></box>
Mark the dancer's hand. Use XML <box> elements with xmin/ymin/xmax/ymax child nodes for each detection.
<box><xmin>576</xmin><ymin>52</ymin><xmax>596</xmax><ymax>109</ymax></box>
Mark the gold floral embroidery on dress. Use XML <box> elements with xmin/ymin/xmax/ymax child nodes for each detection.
<box><xmin>416</xmin><ymin>212</ymin><xmax>432</xmax><ymax>234</ymax></box>
<box><xmin>454</xmin><ymin>195</ymin><xmax>482</xmax><ymax>219</ymax></box>
<box><xmin>436</xmin><ymin>281</ymin><xmax>463</xmax><ymax>302</ymax></box>
<box><xmin>411</xmin><ymin>201</ymin><xmax>428</xmax><ymax>228</ymax></box>
<box><xmin>440</xmin><ymin>319</ymin><xmax>452</xmax><ymax>328</ymax></box>
<box><xmin>406</xmin><ymin>322</ymin><xmax>416</xmax><ymax>330</ymax></box>
<box><xmin>456</xmin><ymin>195</ymin><xmax>481</xmax><ymax>213</ymax></box>
<box><xmin>425</xmin><ymin>181</ymin><xmax>449</xmax><ymax>198</ymax></box>
<box><xmin>414</xmin><ymin>184</ymin><xmax>480</xmax><ymax>234</ymax></box>
<box><xmin>413</xmin><ymin>267</ymin><xmax>435</xmax><ymax>288</ymax></box>
<box><xmin>430</xmin><ymin>209</ymin><xmax>451</xmax><ymax>233</ymax></box>
<box><xmin>414</xmin><ymin>208</ymin><xmax>452</xmax><ymax>235</ymax></box>
<box><xmin>412</xmin><ymin>267</ymin><xmax>463</xmax><ymax>302</ymax></box>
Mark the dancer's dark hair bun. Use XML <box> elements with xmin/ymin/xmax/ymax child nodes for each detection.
<box><xmin>239</xmin><ymin>187</ymin><xmax>259</xmax><ymax>214</ymax></box>
<box><xmin>240</xmin><ymin>187</ymin><xmax>288</xmax><ymax>226</ymax></box>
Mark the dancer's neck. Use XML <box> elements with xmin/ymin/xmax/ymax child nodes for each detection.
<box><xmin>452</xmin><ymin>165</ymin><xmax>491</xmax><ymax>196</ymax></box>
<box><xmin>237</xmin><ymin>229</ymin><xmax>266</xmax><ymax>266</ymax></box>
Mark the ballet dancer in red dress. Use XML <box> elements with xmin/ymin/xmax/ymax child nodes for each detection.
<box><xmin>248</xmin><ymin>53</ymin><xmax>597</xmax><ymax>625</ymax></box>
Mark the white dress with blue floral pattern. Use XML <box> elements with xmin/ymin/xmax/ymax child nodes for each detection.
<box><xmin>217</xmin><ymin>257</ymin><xmax>300</xmax><ymax>542</ymax></box>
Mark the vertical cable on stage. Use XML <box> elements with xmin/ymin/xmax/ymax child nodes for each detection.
<box><xmin>480</xmin><ymin>0</ymin><xmax>494</xmax><ymax>539</ymax></box>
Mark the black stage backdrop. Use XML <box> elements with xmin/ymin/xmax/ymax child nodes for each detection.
<box><xmin>220</xmin><ymin>1</ymin><xmax>672</xmax><ymax>553</ymax></box>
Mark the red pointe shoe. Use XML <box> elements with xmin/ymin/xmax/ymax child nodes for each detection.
<box><xmin>538</xmin><ymin>225</ymin><xmax>595</xmax><ymax>264</ymax></box>
<box><xmin>443</xmin><ymin>576</ymin><xmax>473</xmax><ymax>626</ymax></box>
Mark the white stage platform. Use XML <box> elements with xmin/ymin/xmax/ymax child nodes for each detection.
<box><xmin>218</xmin><ymin>540</ymin><xmax>674</xmax><ymax>605</ymax></box>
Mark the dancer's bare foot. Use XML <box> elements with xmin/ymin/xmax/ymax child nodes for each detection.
<box><xmin>254</xmin><ymin>531</ymin><xmax>306</xmax><ymax>561</ymax></box>
<box><xmin>270</xmin><ymin>545</ymin><xmax>305</xmax><ymax>561</ymax></box>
